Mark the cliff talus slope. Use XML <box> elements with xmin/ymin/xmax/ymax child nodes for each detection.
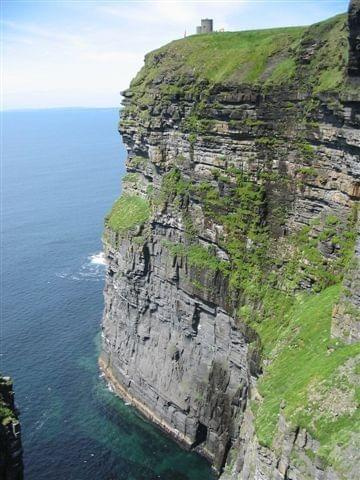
<box><xmin>100</xmin><ymin>3</ymin><xmax>359</xmax><ymax>479</ymax></box>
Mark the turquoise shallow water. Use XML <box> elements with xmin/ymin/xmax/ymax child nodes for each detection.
<box><xmin>2</xmin><ymin>108</ymin><xmax>214</xmax><ymax>480</ymax></box>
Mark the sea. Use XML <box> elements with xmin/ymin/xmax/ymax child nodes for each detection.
<box><xmin>2</xmin><ymin>108</ymin><xmax>214</xmax><ymax>480</ymax></box>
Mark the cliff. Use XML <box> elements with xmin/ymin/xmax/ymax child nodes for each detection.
<box><xmin>100</xmin><ymin>2</ymin><xmax>360</xmax><ymax>479</ymax></box>
<box><xmin>0</xmin><ymin>376</ymin><xmax>23</xmax><ymax>480</ymax></box>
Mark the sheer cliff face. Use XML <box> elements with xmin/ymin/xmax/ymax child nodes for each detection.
<box><xmin>0</xmin><ymin>377</ymin><xmax>23</xmax><ymax>480</ymax></box>
<box><xmin>349</xmin><ymin>0</ymin><xmax>360</xmax><ymax>76</ymax></box>
<box><xmin>100</xmin><ymin>8</ymin><xmax>359</xmax><ymax>480</ymax></box>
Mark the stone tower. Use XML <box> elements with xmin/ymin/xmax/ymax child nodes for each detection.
<box><xmin>196</xmin><ymin>18</ymin><xmax>213</xmax><ymax>34</ymax></box>
<box><xmin>201</xmin><ymin>18</ymin><xmax>213</xmax><ymax>33</ymax></box>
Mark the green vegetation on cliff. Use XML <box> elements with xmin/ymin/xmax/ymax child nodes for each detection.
<box><xmin>253</xmin><ymin>285</ymin><xmax>360</xmax><ymax>464</ymax></box>
<box><xmin>160</xmin><ymin>166</ymin><xmax>357</xmax><ymax>302</ymax></box>
<box><xmin>157</xmin><ymin>163</ymin><xmax>359</xmax><ymax>468</ymax></box>
<box><xmin>105</xmin><ymin>194</ymin><xmax>149</xmax><ymax>233</ymax></box>
<box><xmin>131</xmin><ymin>13</ymin><xmax>347</xmax><ymax>95</ymax></box>
<box><xmin>164</xmin><ymin>26</ymin><xmax>304</xmax><ymax>85</ymax></box>
<box><xmin>0</xmin><ymin>406</ymin><xmax>14</xmax><ymax>425</ymax></box>
<box><xmin>0</xmin><ymin>376</ymin><xmax>16</xmax><ymax>425</ymax></box>
<box><xmin>164</xmin><ymin>241</ymin><xmax>228</xmax><ymax>274</ymax></box>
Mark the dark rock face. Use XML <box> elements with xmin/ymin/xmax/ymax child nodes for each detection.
<box><xmin>348</xmin><ymin>0</ymin><xmax>360</xmax><ymax>76</ymax></box>
<box><xmin>100</xmin><ymin>4</ymin><xmax>360</xmax><ymax>479</ymax></box>
<box><xmin>100</xmin><ymin>225</ymin><xmax>255</xmax><ymax>470</ymax></box>
<box><xmin>0</xmin><ymin>377</ymin><xmax>23</xmax><ymax>480</ymax></box>
<box><xmin>332</xmin><ymin>217</ymin><xmax>360</xmax><ymax>343</ymax></box>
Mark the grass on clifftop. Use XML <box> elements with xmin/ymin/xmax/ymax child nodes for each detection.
<box><xmin>171</xmin><ymin>26</ymin><xmax>304</xmax><ymax>85</ymax></box>
<box><xmin>133</xmin><ymin>26</ymin><xmax>304</xmax><ymax>87</ymax></box>
<box><xmin>131</xmin><ymin>13</ymin><xmax>347</xmax><ymax>93</ymax></box>
<box><xmin>106</xmin><ymin>194</ymin><xmax>149</xmax><ymax>233</ymax></box>
<box><xmin>253</xmin><ymin>284</ymin><xmax>360</xmax><ymax>465</ymax></box>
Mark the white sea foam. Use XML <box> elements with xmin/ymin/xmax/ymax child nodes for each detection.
<box><xmin>90</xmin><ymin>252</ymin><xmax>107</xmax><ymax>266</ymax></box>
<box><xmin>107</xmin><ymin>382</ymin><xmax>115</xmax><ymax>393</ymax></box>
<box><xmin>56</xmin><ymin>252</ymin><xmax>107</xmax><ymax>282</ymax></box>
<box><xmin>55</xmin><ymin>272</ymin><xmax>67</xmax><ymax>279</ymax></box>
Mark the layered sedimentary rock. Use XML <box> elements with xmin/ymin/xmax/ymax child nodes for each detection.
<box><xmin>100</xmin><ymin>5</ymin><xmax>359</xmax><ymax>479</ymax></box>
<box><xmin>332</xmin><ymin>217</ymin><xmax>360</xmax><ymax>343</ymax></box>
<box><xmin>348</xmin><ymin>0</ymin><xmax>360</xmax><ymax>76</ymax></box>
<box><xmin>0</xmin><ymin>376</ymin><xmax>23</xmax><ymax>480</ymax></box>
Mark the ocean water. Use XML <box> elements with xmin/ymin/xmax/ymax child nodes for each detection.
<box><xmin>2</xmin><ymin>108</ymin><xmax>214</xmax><ymax>480</ymax></box>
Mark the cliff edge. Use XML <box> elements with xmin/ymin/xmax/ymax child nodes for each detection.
<box><xmin>0</xmin><ymin>376</ymin><xmax>23</xmax><ymax>480</ymax></box>
<box><xmin>100</xmin><ymin>3</ymin><xmax>359</xmax><ymax>479</ymax></box>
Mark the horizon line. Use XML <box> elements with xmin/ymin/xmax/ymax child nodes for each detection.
<box><xmin>1</xmin><ymin>105</ymin><xmax>122</xmax><ymax>112</ymax></box>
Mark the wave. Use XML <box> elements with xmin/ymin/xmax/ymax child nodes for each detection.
<box><xmin>90</xmin><ymin>252</ymin><xmax>107</xmax><ymax>266</ymax></box>
<box><xmin>56</xmin><ymin>251</ymin><xmax>107</xmax><ymax>282</ymax></box>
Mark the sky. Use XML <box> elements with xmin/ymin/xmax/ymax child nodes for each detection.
<box><xmin>1</xmin><ymin>0</ymin><xmax>349</xmax><ymax>110</ymax></box>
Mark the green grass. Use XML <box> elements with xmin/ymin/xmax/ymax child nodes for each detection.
<box><xmin>187</xmin><ymin>245</ymin><xmax>223</xmax><ymax>271</ymax></box>
<box><xmin>297</xmin><ymin>166</ymin><xmax>317</xmax><ymax>176</ymax></box>
<box><xmin>133</xmin><ymin>26</ymin><xmax>304</xmax><ymax>88</ymax></box>
<box><xmin>130</xmin><ymin>13</ymin><xmax>347</xmax><ymax>94</ymax></box>
<box><xmin>122</xmin><ymin>173</ymin><xmax>140</xmax><ymax>184</ymax></box>
<box><xmin>265</xmin><ymin>57</ymin><xmax>297</xmax><ymax>85</ymax></box>
<box><xmin>164</xmin><ymin>241</ymin><xmax>228</xmax><ymax>274</ymax></box>
<box><xmin>0</xmin><ymin>405</ymin><xmax>14</xmax><ymax>425</ymax></box>
<box><xmin>303</xmin><ymin>14</ymin><xmax>348</xmax><ymax>93</ymax></box>
<box><xmin>105</xmin><ymin>194</ymin><xmax>149</xmax><ymax>233</ymax></box>
<box><xmin>186</xmin><ymin>27</ymin><xmax>304</xmax><ymax>84</ymax></box>
<box><xmin>253</xmin><ymin>284</ymin><xmax>360</xmax><ymax>464</ymax></box>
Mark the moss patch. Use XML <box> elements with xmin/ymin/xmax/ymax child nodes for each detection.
<box><xmin>106</xmin><ymin>194</ymin><xmax>149</xmax><ymax>233</ymax></box>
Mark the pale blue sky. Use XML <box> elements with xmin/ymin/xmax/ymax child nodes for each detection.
<box><xmin>2</xmin><ymin>0</ymin><xmax>349</xmax><ymax>109</ymax></box>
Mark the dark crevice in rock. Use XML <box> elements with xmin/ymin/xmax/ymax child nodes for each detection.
<box><xmin>193</xmin><ymin>422</ymin><xmax>208</xmax><ymax>448</ymax></box>
<box><xmin>172</xmin><ymin>350</ymin><xmax>180</xmax><ymax>362</ymax></box>
<box><xmin>220</xmin><ymin>437</ymin><xmax>233</xmax><ymax>474</ymax></box>
<box><xmin>191</xmin><ymin>304</ymin><xmax>201</xmax><ymax>335</ymax></box>
<box><xmin>143</xmin><ymin>244</ymin><xmax>151</xmax><ymax>276</ymax></box>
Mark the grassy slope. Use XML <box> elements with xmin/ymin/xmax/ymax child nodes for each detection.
<box><xmin>164</xmin><ymin>26</ymin><xmax>304</xmax><ymax>85</ymax></box>
<box><xmin>253</xmin><ymin>285</ymin><xmax>360</xmax><ymax>465</ymax></box>
<box><xmin>132</xmin><ymin>13</ymin><xmax>348</xmax><ymax>93</ymax></box>
<box><xmin>105</xmin><ymin>195</ymin><xmax>149</xmax><ymax>233</ymax></box>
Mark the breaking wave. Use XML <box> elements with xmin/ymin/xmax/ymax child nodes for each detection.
<box><xmin>56</xmin><ymin>252</ymin><xmax>107</xmax><ymax>282</ymax></box>
<box><xmin>90</xmin><ymin>252</ymin><xmax>107</xmax><ymax>265</ymax></box>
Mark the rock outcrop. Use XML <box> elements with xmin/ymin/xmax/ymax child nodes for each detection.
<box><xmin>100</xmin><ymin>4</ymin><xmax>359</xmax><ymax>479</ymax></box>
<box><xmin>0</xmin><ymin>376</ymin><xmax>23</xmax><ymax>480</ymax></box>
<box><xmin>331</xmin><ymin>216</ymin><xmax>360</xmax><ymax>343</ymax></box>
<box><xmin>348</xmin><ymin>0</ymin><xmax>360</xmax><ymax>76</ymax></box>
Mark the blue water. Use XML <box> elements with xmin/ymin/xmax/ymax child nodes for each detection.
<box><xmin>2</xmin><ymin>108</ymin><xmax>214</xmax><ymax>480</ymax></box>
